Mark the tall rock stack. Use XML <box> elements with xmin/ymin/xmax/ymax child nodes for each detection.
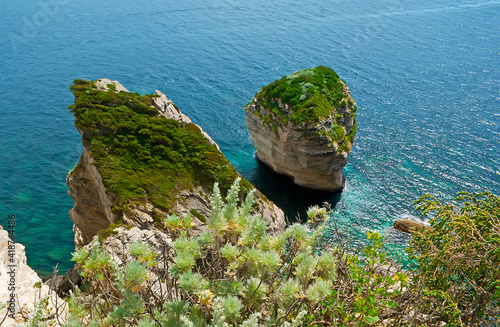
<box><xmin>244</xmin><ymin>66</ymin><xmax>357</xmax><ymax>192</ymax></box>
<box><xmin>67</xmin><ymin>79</ymin><xmax>285</xmax><ymax>248</ymax></box>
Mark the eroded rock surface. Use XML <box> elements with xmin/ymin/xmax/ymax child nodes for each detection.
<box><xmin>67</xmin><ymin>143</ymin><xmax>116</xmax><ymax>247</ymax></box>
<box><xmin>245</xmin><ymin>66</ymin><xmax>357</xmax><ymax>192</ymax></box>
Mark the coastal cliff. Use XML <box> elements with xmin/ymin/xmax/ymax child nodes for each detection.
<box><xmin>0</xmin><ymin>225</ymin><xmax>66</xmax><ymax>326</ymax></box>
<box><xmin>67</xmin><ymin>79</ymin><xmax>285</xmax><ymax>248</ymax></box>
<box><xmin>245</xmin><ymin>66</ymin><xmax>357</xmax><ymax>192</ymax></box>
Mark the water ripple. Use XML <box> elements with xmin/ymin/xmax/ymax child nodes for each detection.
<box><xmin>0</xmin><ymin>0</ymin><xmax>498</xmax><ymax>274</ymax></box>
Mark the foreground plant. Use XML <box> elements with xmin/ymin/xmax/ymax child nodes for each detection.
<box><xmin>408</xmin><ymin>192</ymin><xmax>500</xmax><ymax>326</ymax></box>
<box><xmin>57</xmin><ymin>187</ymin><xmax>499</xmax><ymax>326</ymax></box>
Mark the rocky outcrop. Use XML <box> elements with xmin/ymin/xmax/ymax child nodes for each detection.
<box><xmin>393</xmin><ymin>219</ymin><xmax>432</xmax><ymax>234</ymax></box>
<box><xmin>151</xmin><ymin>89</ymin><xmax>220</xmax><ymax>151</ymax></box>
<box><xmin>67</xmin><ymin>79</ymin><xmax>285</xmax><ymax>248</ymax></box>
<box><xmin>0</xmin><ymin>225</ymin><xmax>67</xmax><ymax>326</ymax></box>
<box><xmin>94</xmin><ymin>78</ymin><xmax>129</xmax><ymax>93</ymax></box>
<box><xmin>67</xmin><ymin>145</ymin><xmax>116</xmax><ymax>247</ymax></box>
<box><xmin>245</xmin><ymin>66</ymin><xmax>357</xmax><ymax>192</ymax></box>
<box><xmin>46</xmin><ymin>266</ymin><xmax>82</xmax><ymax>296</ymax></box>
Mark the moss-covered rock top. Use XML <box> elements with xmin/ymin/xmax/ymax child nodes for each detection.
<box><xmin>69</xmin><ymin>79</ymin><xmax>250</xmax><ymax>213</ymax></box>
<box><xmin>255</xmin><ymin>65</ymin><xmax>355</xmax><ymax>126</ymax></box>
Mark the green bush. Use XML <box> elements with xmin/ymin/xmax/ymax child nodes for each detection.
<box><xmin>255</xmin><ymin>66</ymin><xmax>351</xmax><ymax>126</ymax></box>
<box><xmin>325</xmin><ymin>124</ymin><xmax>345</xmax><ymax>143</ymax></box>
<box><xmin>25</xmin><ymin>184</ymin><xmax>498</xmax><ymax>326</ymax></box>
<box><xmin>407</xmin><ymin>192</ymin><xmax>500</xmax><ymax>326</ymax></box>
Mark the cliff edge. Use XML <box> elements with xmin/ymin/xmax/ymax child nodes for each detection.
<box><xmin>0</xmin><ymin>225</ymin><xmax>66</xmax><ymax>326</ymax></box>
<box><xmin>244</xmin><ymin>66</ymin><xmax>357</xmax><ymax>192</ymax></box>
<box><xmin>67</xmin><ymin>79</ymin><xmax>285</xmax><ymax>248</ymax></box>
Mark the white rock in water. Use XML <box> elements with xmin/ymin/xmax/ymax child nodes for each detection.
<box><xmin>244</xmin><ymin>67</ymin><xmax>357</xmax><ymax>192</ymax></box>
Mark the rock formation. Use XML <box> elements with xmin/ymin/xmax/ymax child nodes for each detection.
<box><xmin>46</xmin><ymin>266</ymin><xmax>82</xmax><ymax>296</ymax></box>
<box><xmin>90</xmin><ymin>226</ymin><xmax>173</xmax><ymax>270</ymax></box>
<box><xmin>393</xmin><ymin>219</ymin><xmax>432</xmax><ymax>234</ymax></box>
<box><xmin>67</xmin><ymin>79</ymin><xmax>285</xmax><ymax>248</ymax></box>
<box><xmin>0</xmin><ymin>225</ymin><xmax>67</xmax><ymax>326</ymax></box>
<box><xmin>245</xmin><ymin>66</ymin><xmax>357</xmax><ymax>192</ymax></box>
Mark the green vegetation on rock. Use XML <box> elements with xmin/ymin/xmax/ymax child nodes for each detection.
<box><xmin>69</xmin><ymin>79</ymin><xmax>250</xmax><ymax>213</ymax></box>
<box><xmin>250</xmin><ymin>66</ymin><xmax>358</xmax><ymax>153</ymax></box>
<box><xmin>256</xmin><ymin>65</ymin><xmax>353</xmax><ymax>126</ymax></box>
<box><xmin>337</xmin><ymin>119</ymin><xmax>357</xmax><ymax>154</ymax></box>
<box><xmin>325</xmin><ymin>123</ymin><xmax>345</xmax><ymax>143</ymax></box>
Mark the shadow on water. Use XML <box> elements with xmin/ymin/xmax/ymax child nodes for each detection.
<box><xmin>248</xmin><ymin>159</ymin><xmax>342</xmax><ymax>222</ymax></box>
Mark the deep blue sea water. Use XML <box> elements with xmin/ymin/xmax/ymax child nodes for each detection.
<box><xmin>0</xmin><ymin>0</ymin><xmax>498</xmax><ymax>276</ymax></box>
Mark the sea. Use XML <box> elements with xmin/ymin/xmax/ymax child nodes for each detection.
<box><xmin>0</xmin><ymin>0</ymin><xmax>498</xmax><ymax>277</ymax></box>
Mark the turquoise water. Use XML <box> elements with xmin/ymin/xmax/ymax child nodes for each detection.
<box><xmin>0</xmin><ymin>0</ymin><xmax>498</xmax><ymax>277</ymax></box>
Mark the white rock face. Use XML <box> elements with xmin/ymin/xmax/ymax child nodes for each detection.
<box><xmin>151</xmin><ymin>90</ymin><xmax>220</xmax><ymax>151</ymax></box>
<box><xmin>94</xmin><ymin>78</ymin><xmax>129</xmax><ymax>92</ymax></box>
<box><xmin>245</xmin><ymin>107</ymin><xmax>347</xmax><ymax>191</ymax></box>
<box><xmin>0</xmin><ymin>225</ymin><xmax>67</xmax><ymax>326</ymax></box>
<box><xmin>245</xmin><ymin>80</ymin><xmax>356</xmax><ymax>192</ymax></box>
<box><xmin>152</xmin><ymin>90</ymin><xmax>192</xmax><ymax>124</ymax></box>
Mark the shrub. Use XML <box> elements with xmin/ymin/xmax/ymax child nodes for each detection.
<box><xmin>325</xmin><ymin>123</ymin><xmax>345</xmax><ymax>143</ymax></box>
<box><xmin>61</xmin><ymin>179</ymin><xmax>415</xmax><ymax>327</ymax></box>
<box><xmin>407</xmin><ymin>192</ymin><xmax>500</xmax><ymax>326</ymax></box>
<box><xmin>40</xmin><ymin>188</ymin><xmax>498</xmax><ymax>326</ymax></box>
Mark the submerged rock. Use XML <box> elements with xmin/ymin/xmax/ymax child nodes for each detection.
<box><xmin>393</xmin><ymin>219</ymin><xmax>432</xmax><ymax>234</ymax></box>
<box><xmin>245</xmin><ymin>66</ymin><xmax>357</xmax><ymax>192</ymax></box>
<box><xmin>67</xmin><ymin>79</ymin><xmax>285</xmax><ymax>248</ymax></box>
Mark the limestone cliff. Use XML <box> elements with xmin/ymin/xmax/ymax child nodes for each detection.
<box><xmin>0</xmin><ymin>225</ymin><xmax>66</xmax><ymax>326</ymax></box>
<box><xmin>244</xmin><ymin>66</ymin><xmax>357</xmax><ymax>192</ymax></box>
<box><xmin>68</xmin><ymin>79</ymin><xmax>285</xmax><ymax>248</ymax></box>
